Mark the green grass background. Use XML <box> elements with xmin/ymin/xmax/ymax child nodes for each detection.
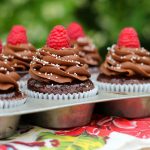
<box><xmin>0</xmin><ymin>0</ymin><xmax>150</xmax><ymax>58</ymax></box>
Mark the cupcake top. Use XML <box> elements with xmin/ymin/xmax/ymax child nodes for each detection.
<box><xmin>100</xmin><ymin>27</ymin><xmax>150</xmax><ymax>77</ymax></box>
<box><xmin>29</xmin><ymin>25</ymin><xmax>90</xmax><ymax>83</ymax></box>
<box><xmin>0</xmin><ymin>53</ymin><xmax>20</xmax><ymax>94</ymax></box>
<box><xmin>67</xmin><ymin>22</ymin><xmax>101</xmax><ymax>66</ymax></box>
<box><xmin>3</xmin><ymin>25</ymin><xmax>36</xmax><ymax>72</ymax></box>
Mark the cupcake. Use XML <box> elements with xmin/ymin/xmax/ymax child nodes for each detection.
<box><xmin>0</xmin><ymin>53</ymin><xmax>26</xmax><ymax>108</ymax></box>
<box><xmin>27</xmin><ymin>25</ymin><xmax>98</xmax><ymax>100</ymax></box>
<box><xmin>3</xmin><ymin>25</ymin><xmax>36</xmax><ymax>77</ymax></box>
<box><xmin>97</xmin><ymin>27</ymin><xmax>150</xmax><ymax>93</ymax></box>
<box><xmin>3</xmin><ymin>25</ymin><xmax>36</xmax><ymax>89</ymax></box>
<box><xmin>67</xmin><ymin>22</ymin><xmax>101</xmax><ymax>74</ymax></box>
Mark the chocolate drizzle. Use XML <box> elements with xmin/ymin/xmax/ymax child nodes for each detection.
<box><xmin>29</xmin><ymin>47</ymin><xmax>90</xmax><ymax>83</ymax></box>
<box><xmin>100</xmin><ymin>45</ymin><xmax>150</xmax><ymax>77</ymax></box>
<box><xmin>3</xmin><ymin>43</ymin><xmax>36</xmax><ymax>71</ymax></box>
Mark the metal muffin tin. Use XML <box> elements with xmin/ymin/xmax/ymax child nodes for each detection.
<box><xmin>0</xmin><ymin>116</ymin><xmax>20</xmax><ymax>139</ymax></box>
<box><xmin>29</xmin><ymin>103</ymin><xmax>95</xmax><ymax>129</ymax></box>
<box><xmin>0</xmin><ymin>91</ymin><xmax>150</xmax><ymax>138</ymax></box>
<box><xmin>0</xmin><ymin>92</ymin><xmax>149</xmax><ymax>117</ymax></box>
<box><xmin>98</xmin><ymin>95</ymin><xmax>150</xmax><ymax>118</ymax></box>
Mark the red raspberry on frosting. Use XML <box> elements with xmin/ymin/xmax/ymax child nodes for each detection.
<box><xmin>67</xmin><ymin>22</ymin><xmax>85</xmax><ymax>40</ymax></box>
<box><xmin>0</xmin><ymin>40</ymin><xmax>2</xmax><ymax>54</ymax></box>
<box><xmin>10</xmin><ymin>25</ymin><xmax>26</xmax><ymax>33</ymax></box>
<box><xmin>46</xmin><ymin>25</ymin><xmax>70</xmax><ymax>49</ymax></box>
<box><xmin>7</xmin><ymin>25</ymin><xmax>28</xmax><ymax>45</ymax></box>
<box><xmin>117</xmin><ymin>27</ymin><xmax>140</xmax><ymax>48</ymax></box>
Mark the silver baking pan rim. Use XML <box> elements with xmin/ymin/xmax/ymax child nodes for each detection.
<box><xmin>0</xmin><ymin>91</ymin><xmax>149</xmax><ymax>117</ymax></box>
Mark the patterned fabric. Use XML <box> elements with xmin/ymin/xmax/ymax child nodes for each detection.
<box><xmin>1</xmin><ymin>115</ymin><xmax>150</xmax><ymax>150</ymax></box>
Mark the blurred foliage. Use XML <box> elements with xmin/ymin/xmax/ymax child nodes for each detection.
<box><xmin>0</xmin><ymin>0</ymin><xmax>150</xmax><ymax>57</ymax></box>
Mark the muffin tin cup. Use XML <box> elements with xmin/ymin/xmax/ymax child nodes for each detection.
<box><xmin>28</xmin><ymin>103</ymin><xmax>95</xmax><ymax>129</ymax></box>
<box><xmin>26</xmin><ymin>85</ymin><xmax>98</xmax><ymax>100</ymax></box>
<box><xmin>97</xmin><ymin>82</ymin><xmax>150</xmax><ymax>93</ymax></box>
<box><xmin>98</xmin><ymin>96</ymin><xmax>150</xmax><ymax>118</ymax></box>
<box><xmin>0</xmin><ymin>115</ymin><xmax>20</xmax><ymax>139</ymax></box>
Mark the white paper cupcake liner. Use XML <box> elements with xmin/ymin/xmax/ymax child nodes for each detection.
<box><xmin>90</xmin><ymin>73</ymin><xmax>99</xmax><ymax>81</ymax></box>
<box><xmin>0</xmin><ymin>92</ymin><xmax>15</xmax><ymax>99</ymax></box>
<box><xmin>18</xmin><ymin>74</ymin><xmax>30</xmax><ymax>90</ymax></box>
<box><xmin>18</xmin><ymin>80</ymin><xmax>27</xmax><ymax>90</ymax></box>
<box><xmin>0</xmin><ymin>94</ymin><xmax>27</xmax><ymax>109</ymax></box>
<box><xmin>97</xmin><ymin>82</ymin><xmax>150</xmax><ymax>93</ymax></box>
<box><xmin>26</xmin><ymin>85</ymin><xmax>98</xmax><ymax>100</ymax></box>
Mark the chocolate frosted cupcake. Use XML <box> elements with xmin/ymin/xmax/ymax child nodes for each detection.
<box><xmin>3</xmin><ymin>25</ymin><xmax>36</xmax><ymax>89</ymax></box>
<box><xmin>27</xmin><ymin>25</ymin><xmax>98</xmax><ymax>100</ymax></box>
<box><xmin>3</xmin><ymin>25</ymin><xmax>36</xmax><ymax>77</ymax></box>
<box><xmin>0</xmin><ymin>54</ymin><xmax>26</xmax><ymax>108</ymax></box>
<box><xmin>97</xmin><ymin>27</ymin><xmax>150</xmax><ymax>93</ymax></box>
<box><xmin>67</xmin><ymin>22</ymin><xmax>101</xmax><ymax>74</ymax></box>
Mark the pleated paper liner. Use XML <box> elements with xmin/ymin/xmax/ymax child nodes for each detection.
<box><xmin>26</xmin><ymin>85</ymin><xmax>98</xmax><ymax>100</ymax></box>
<box><xmin>0</xmin><ymin>93</ymin><xmax>27</xmax><ymax>109</ymax></box>
<box><xmin>97</xmin><ymin>82</ymin><xmax>150</xmax><ymax>93</ymax></box>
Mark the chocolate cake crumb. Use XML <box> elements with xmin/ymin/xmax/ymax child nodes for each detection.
<box><xmin>28</xmin><ymin>78</ymin><xmax>94</xmax><ymax>94</ymax></box>
<box><xmin>97</xmin><ymin>74</ymin><xmax>150</xmax><ymax>84</ymax></box>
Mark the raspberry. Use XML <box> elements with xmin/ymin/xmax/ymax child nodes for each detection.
<box><xmin>7</xmin><ymin>25</ymin><xmax>28</xmax><ymax>45</ymax></box>
<box><xmin>67</xmin><ymin>22</ymin><xmax>85</xmax><ymax>40</ymax></box>
<box><xmin>117</xmin><ymin>27</ymin><xmax>140</xmax><ymax>48</ymax></box>
<box><xmin>10</xmin><ymin>25</ymin><xmax>26</xmax><ymax>33</ymax></box>
<box><xmin>0</xmin><ymin>40</ymin><xmax>2</xmax><ymax>54</ymax></box>
<box><xmin>46</xmin><ymin>25</ymin><xmax>70</xmax><ymax>49</ymax></box>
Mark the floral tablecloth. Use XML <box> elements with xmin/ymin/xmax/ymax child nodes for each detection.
<box><xmin>1</xmin><ymin>115</ymin><xmax>150</xmax><ymax>150</ymax></box>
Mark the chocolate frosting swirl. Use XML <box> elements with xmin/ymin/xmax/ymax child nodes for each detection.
<box><xmin>29</xmin><ymin>47</ymin><xmax>90</xmax><ymax>83</ymax></box>
<box><xmin>3</xmin><ymin>43</ymin><xmax>36</xmax><ymax>71</ymax></box>
<box><xmin>100</xmin><ymin>45</ymin><xmax>150</xmax><ymax>77</ymax></box>
<box><xmin>74</xmin><ymin>37</ymin><xmax>101</xmax><ymax>66</ymax></box>
<box><xmin>0</xmin><ymin>55</ymin><xmax>20</xmax><ymax>93</ymax></box>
